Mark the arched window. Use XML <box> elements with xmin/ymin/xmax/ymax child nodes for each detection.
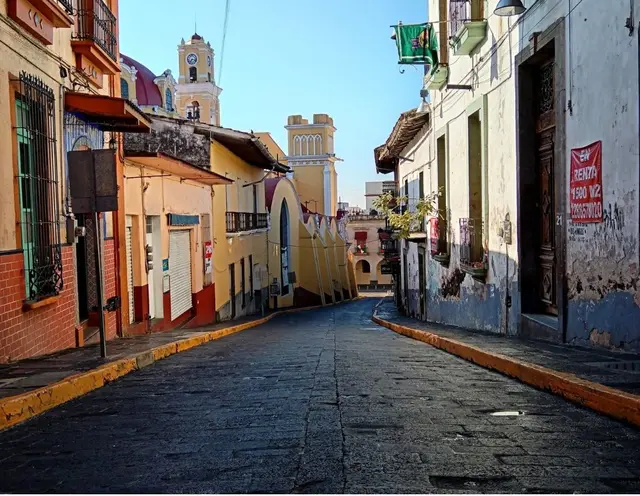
<box><xmin>356</xmin><ymin>260</ymin><xmax>371</xmax><ymax>275</ymax></box>
<box><xmin>314</xmin><ymin>135</ymin><xmax>322</xmax><ymax>155</ymax></box>
<box><xmin>294</xmin><ymin>135</ymin><xmax>302</xmax><ymax>156</ymax></box>
<box><xmin>165</xmin><ymin>88</ymin><xmax>173</xmax><ymax>111</ymax></box>
<box><xmin>120</xmin><ymin>78</ymin><xmax>129</xmax><ymax>100</ymax></box>
<box><xmin>187</xmin><ymin>101</ymin><xmax>200</xmax><ymax>121</ymax></box>
<box><xmin>280</xmin><ymin>199</ymin><xmax>290</xmax><ymax>296</ymax></box>
<box><xmin>189</xmin><ymin>66</ymin><xmax>197</xmax><ymax>82</ymax></box>
<box><xmin>302</xmin><ymin>135</ymin><xmax>309</xmax><ymax>155</ymax></box>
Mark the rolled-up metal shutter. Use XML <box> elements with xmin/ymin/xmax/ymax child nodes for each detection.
<box><xmin>169</xmin><ymin>230</ymin><xmax>192</xmax><ymax>320</ymax></box>
<box><xmin>125</xmin><ymin>216</ymin><xmax>135</xmax><ymax>324</ymax></box>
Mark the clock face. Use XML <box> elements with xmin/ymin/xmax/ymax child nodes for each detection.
<box><xmin>186</xmin><ymin>53</ymin><xmax>198</xmax><ymax>66</ymax></box>
<box><xmin>207</xmin><ymin>55</ymin><xmax>212</xmax><ymax>67</ymax></box>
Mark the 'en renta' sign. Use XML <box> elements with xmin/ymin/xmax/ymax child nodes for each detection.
<box><xmin>570</xmin><ymin>141</ymin><xmax>603</xmax><ymax>223</ymax></box>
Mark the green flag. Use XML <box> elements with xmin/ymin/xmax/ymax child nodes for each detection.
<box><xmin>393</xmin><ymin>23</ymin><xmax>439</xmax><ymax>67</ymax></box>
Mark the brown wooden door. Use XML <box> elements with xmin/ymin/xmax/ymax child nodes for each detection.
<box><xmin>535</xmin><ymin>60</ymin><xmax>557</xmax><ymax>315</ymax></box>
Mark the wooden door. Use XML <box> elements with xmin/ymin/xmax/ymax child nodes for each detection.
<box><xmin>535</xmin><ymin>60</ymin><xmax>557</xmax><ymax>315</ymax></box>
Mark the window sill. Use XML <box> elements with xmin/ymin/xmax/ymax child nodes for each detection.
<box><xmin>432</xmin><ymin>253</ymin><xmax>450</xmax><ymax>267</ymax></box>
<box><xmin>23</xmin><ymin>295</ymin><xmax>59</xmax><ymax>311</ymax></box>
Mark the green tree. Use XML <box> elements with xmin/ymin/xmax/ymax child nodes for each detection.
<box><xmin>372</xmin><ymin>190</ymin><xmax>439</xmax><ymax>239</ymax></box>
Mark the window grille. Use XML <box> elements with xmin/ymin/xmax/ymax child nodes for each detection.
<box><xmin>120</xmin><ymin>78</ymin><xmax>129</xmax><ymax>100</ymax></box>
<box><xmin>73</xmin><ymin>0</ymin><xmax>117</xmax><ymax>61</ymax></box>
<box><xmin>14</xmin><ymin>72</ymin><xmax>63</xmax><ymax>301</ymax></box>
<box><xmin>165</xmin><ymin>88</ymin><xmax>173</xmax><ymax>111</ymax></box>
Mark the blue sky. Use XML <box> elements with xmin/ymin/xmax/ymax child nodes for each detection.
<box><xmin>119</xmin><ymin>0</ymin><xmax>427</xmax><ymax>207</ymax></box>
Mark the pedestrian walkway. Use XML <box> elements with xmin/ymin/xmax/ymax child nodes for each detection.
<box><xmin>375</xmin><ymin>298</ymin><xmax>640</xmax><ymax>396</ymax></box>
<box><xmin>0</xmin><ymin>314</ymin><xmax>264</xmax><ymax>400</ymax></box>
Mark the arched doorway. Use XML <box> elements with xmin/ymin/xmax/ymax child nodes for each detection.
<box><xmin>280</xmin><ymin>199</ymin><xmax>290</xmax><ymax>296</ymax></box>
<box><xmin>355</xmin><ymin>259</ymin><xmax>371</xmax><ymax>287</ymax></box>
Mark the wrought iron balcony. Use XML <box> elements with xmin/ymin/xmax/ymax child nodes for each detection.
<box><xmin>379</xmin><ymin>239</ymin><xmax>399</xmax><ymax>259</ymax></box>
<box><xmin>459</xmin><ymin>217</ymin><xmax>487</xmax><ymax>280</ymax></box>
<box><xmin>226</xmin><ymin>212</ymin><xmax>268</xmax><ymax>233</ymax></box>
<box><xmin>73</xmin><ymin>0</ymin><xmax>117</xmax><ymax>62</ymax></box>
<box><xmin>58</xmin><ymin>0</ymin><xmax>73</xmax><ymax>14</ymax></box>
<box><xmin>429</xmin><ymin>212</ymin><xmax>450</xmax><ymax>265</ymax></box>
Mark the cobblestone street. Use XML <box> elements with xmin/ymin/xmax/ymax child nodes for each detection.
<box><xmin>1</xmin><ymin>299</ymin><xmax>640</xmax><ymax>493</ymax></box>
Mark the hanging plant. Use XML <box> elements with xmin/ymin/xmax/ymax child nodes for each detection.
<box><xmin>372</xmin><ymin>191</ymin><xmax>440</xmax><ymax>239</ymax></box>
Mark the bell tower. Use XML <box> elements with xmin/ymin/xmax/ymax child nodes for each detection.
<box><xmin>286</xmin><ymin>114</ymin><xmax>339</xmax><ymax>217</ymax></box>
<box><xmin>176</xmin><ymin>33</ymin><xmax>222</xmax><ymax>125</ymax></box>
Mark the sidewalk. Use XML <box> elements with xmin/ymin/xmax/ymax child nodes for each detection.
<box><xmin>373</xmin><ymin>297</ymin><xmax>640</xmax><ymax>426</ymax></box>
<box><xmin>0</xmin><ymin>314</ymin><xmax>262</xmax><ymax>401</ymax></box>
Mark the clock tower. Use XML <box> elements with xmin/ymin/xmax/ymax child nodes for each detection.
<box><xmin>176</xmin><ymin>33</ymin><xmax>222</xmax><ymax>125</ymax></box>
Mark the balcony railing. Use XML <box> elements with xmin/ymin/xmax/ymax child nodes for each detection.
<box><xmin>449</xmin><ymin>0</ymin><xmax>471</xmax><ymax>36</ymax></box>
<box><xmin>59</xmin><ymin>0</ymin><xmax>74</xmax><ymax>15</ymax></box>
<box><xmin>379</xmin><ymin>239</ymin><xmax>399</xmax><ymax>259</ymax></box>
<box><xmin>73</xmin><ymin>0</ymin><xmax>117</xmax><ymax>61</ymax></box>
<box><xmin>226</xmin><ymin>212</ymin><xmax>268</xmax><ymax>233</ymax></box>
<box><xmin>459</xmin><ymin>217</ymin><xmax>486</xmax><ymax>279</ymax></box>
<box><xmin>349</xmin><ymin>214</ymin><xmax>386</xmax><ymax>221</ymax></box>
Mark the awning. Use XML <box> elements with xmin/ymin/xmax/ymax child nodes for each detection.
<box><xmin>354</xmin><ymin>231</ymin><xmax>368</xmax><ymax>241</ymax></box>
<box><xmin>125</xmin><ymin>152</ymin><xmax>233</xmax><ymax>185</ymax></box>
<box><xmin>374</xmin><ymin>108</ymin><xmax>430</xmax><ymax>174</ymax></box>
<box><xmin>65</xmin><ymin>92</ymin><xmax>152</xmax><ymax>133</ymax></box>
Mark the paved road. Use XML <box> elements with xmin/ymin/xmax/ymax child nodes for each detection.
<box><xmin>2</xmin><ymin>299</ymin><xmax>640</xmax><ymax>493</ymax></box>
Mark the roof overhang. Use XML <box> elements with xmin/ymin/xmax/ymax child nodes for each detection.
<box><xmin>374</xmin><ymin>108</ymin><xmax>430</xmax><ymax>174</ymax></box>
<box><xmin>65</xmin><ymin>92</ymin><xmax>152</xmax><ymax>133</ymax></box>
<box><xmin>124</xmin><ymin>151</ymin><xmax>232</xmax><ymax>185</ymax></box>
<box><xmin>192</xmin><ymin>123</ymin><xmax>291</xmax><ymax>173</ymax></box>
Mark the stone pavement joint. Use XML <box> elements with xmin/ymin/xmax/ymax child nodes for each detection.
<box><xmin>373</xmin><ymin>297</ymin><xmax>640</xmax><ymax>428</ymax></box>
<box><xmin>0</xmin><ymin>297</ymin><xmax>360</xmax><ymax>432</ymax></box>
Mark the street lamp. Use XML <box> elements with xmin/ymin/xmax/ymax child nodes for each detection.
<box><xmin>494</xmin><ymin>0</ymin><xmax>526</xmax><ymax>16</ymax></box>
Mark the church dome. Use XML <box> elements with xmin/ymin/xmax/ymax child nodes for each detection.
<box><xmin>120</xmin><ymin>53</ymin><xmax>163</xmax><ymax>107</ymax></box>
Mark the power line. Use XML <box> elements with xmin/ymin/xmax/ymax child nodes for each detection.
<box><xmin>218</xmin><ymin>0</ymin><xmax>231</xmax><ymax>86</ymax></box>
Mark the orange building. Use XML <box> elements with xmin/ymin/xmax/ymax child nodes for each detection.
<box><xmin>0</xmin><ymin>0</ymin><xmax>150</xmax><ymax>362</ymax></box>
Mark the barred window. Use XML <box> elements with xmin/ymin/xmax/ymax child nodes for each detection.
<box><xmin>14</xmin><ymin>72</ymin><xmax>63</xmax><ymax>301</ymax></box>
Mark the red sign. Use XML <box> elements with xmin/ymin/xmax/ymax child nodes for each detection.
<box><xmin>429</xmin><ymin>217</ymin><xmax>439</xmax><ymax>255</ymax></box>
<box><xmin>204</xmin><ymin>241</ymin><xmax>213</xmax><ymax>259</ymax></box>
<box><xmin>203</xmin><ymin>241</ymin><xmax>213</xmax><ymax>275</ymax></box>
<box><xmin>570</xmin><ymin>141</ymin><xmax>603</xmax><ymax>223</ymax></box>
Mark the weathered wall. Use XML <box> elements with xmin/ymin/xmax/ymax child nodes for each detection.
<box><xmin>520</xmin><ymin>0</ymin><xmax>639</xmax><ymax>348</ymax></box>
<box><xmin>420</xmin><ymin>0</ymin><xmax>523</xmax><ymax>335</ymax></box>
<box><xmin>124</xmin><ymin>118</ymin><xmax>210</xmax><ymax>168</ymax></box>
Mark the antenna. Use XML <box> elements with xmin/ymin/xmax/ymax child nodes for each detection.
<box><xmin>194</xmin><ymin>14</ymin><xmax>197</xmax><ymax>34</ymax></box>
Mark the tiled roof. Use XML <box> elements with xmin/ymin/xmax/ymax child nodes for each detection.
<box><xmin>120</xmin><ymin>53</ymin><xmax>163</xmax><ymax>107</ymax></box>
<box><xmin>374</xmin><ymin>108</ymin><xmax>430</xmax><ymax>174</ymax></box>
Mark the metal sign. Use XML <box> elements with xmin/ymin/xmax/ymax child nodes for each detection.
<box><xmin>380</xmin><ymin>262</ymin><xmax>394</xmax><ymax>275</ymax></box>
<box><xmin>270</xmin><ymin>280</ymin><xmax>280</xmax><ymax>296</ymax></box>
<box><xmin>203</xmin><ymin>241</ymin><xmax>213</xmax><ymax>275</ymax></box>
<box><xmin>68</xmin><ymin>149</ymin><xmax>118</xmax><ymax>213</ymax></box>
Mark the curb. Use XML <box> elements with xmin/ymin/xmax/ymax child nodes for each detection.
<box><xmin>372</xmin><ymin>312</ymin><xmax>640</xmax><ymax>428</ymax></box>
<box><xmin>0</xmin><ymin>297</ymin><xmax>360</xmax><ymax>431</ymax></box>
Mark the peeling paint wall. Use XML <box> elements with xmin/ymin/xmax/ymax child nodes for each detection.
<box><xmin>417</xmin><ymin>0</ymin><xmax>522</xmax><ymax>335</ymax></box>
<box><xmin>524</xmin><ymin>0</ymin><xmax>639</xmax><ymax>349</ymax></box>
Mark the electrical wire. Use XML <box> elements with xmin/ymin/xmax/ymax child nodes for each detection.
<box><xmin>427</xmin><ymin>0</ymin><xmax>587</xmax><ymax>118</ymax></box>
<box><xmin>218</xmin><ymin>0</ymin><xmax>231</xmax><ymax>86</ymax></box>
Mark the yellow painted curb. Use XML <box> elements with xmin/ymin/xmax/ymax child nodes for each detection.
<box><xmin>372</xmin><ymin>313</ymin><xmax>640</xmax><ymax>427</ymax></box>
<box><xmin>0</xmin><ymin>297</ymin><xmax>361</xmax><ymax>431</ymax></box>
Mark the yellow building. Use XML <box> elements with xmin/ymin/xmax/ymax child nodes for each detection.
<box><xmin>285</xmin><ymin>114</ymin><xmax>339</xmax><ymax>216</ymax></box>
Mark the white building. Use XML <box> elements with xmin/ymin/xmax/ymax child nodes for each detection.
<box><xmin>377</xmin><ymin>0</ymin><xmax>639</xmax><ymax>349</ymax></box>
<box><xmin>365</xmin><ymin>180</ymin><xmax>397</xmax><ymax>212</ymax></box>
